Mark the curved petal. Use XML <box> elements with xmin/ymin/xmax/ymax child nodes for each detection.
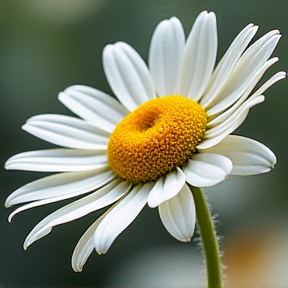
<box><xmin>198</xmin><ymin>95</ymin><xmax>265</xmax><ymax>149</ymax></box>
<box><xmin>206</xmin><ymin>96</ymin><xmax>264</xmax><ymax>139</ymax></box>
<box><xmin>201</xmin><ymin>24</ymin><xmax>258</xmax><ymax>106</ymax></box>
<box><xmin>249</xmin><ymin>71</ymin><xmax>286</xmax><ymax>99</ymax></box>
<box><xmin>207</xmin><ymin>58</ymin><xmax>282</xmax><ymax>127</ymax></box>
<box><xmin>148</xmin><ymin>167</ymin><xmax>186</xmax><ymax>208</ymax></box>
<box><xmin>72</xmin><ymin>214</ymin><xmax>106</xmax><ymax>272</ymax></box>
<box><xmin>23</xmin><ymin>114</ymin><xmax>109</xmax><ymax>150</ymax></box>
<box><xmin>59</xmin><ymin>85</ymin><xmax>128</xmax><ymax>133</ymax></box>
<box><xmin>71</xmin><ymin>207</ymin><xmax>114</xmax><ymax>272</ymax></box>
<box><xmin>5</xmin><ymin>167</ymin><xmax>115</xmax><ymax>207</ymax></box>
<box><xmin>103</xmin><ymin>42</ymin><xmax>156</xmax><ymax>111</ymax></box>
<box><xmin>5</xmin><ymin>149</ymin><xmax>107</xmax><ymax>172</ymax></box>
<box><xmin>94</xmin><ymin>182</ymin><xmax>154</xmax><ymax>255</ymax></box>
<box><xmin>198</xmin><ymin>135</ymin><xmax>276</xmax><ymax>175</ymax></box>
<box><xmin>202</xmin><ymin>30</ymin><xmax>281</xmax><ymax>111</ymax></box>
<box><xmin>183</xmin><ymin>153</ymin><xmax>232</xmax><ymax>187</ymax></box>
<box><xmin>23</xmin><ymin>178</ymin><xmax>131</xmax><ymax>249</ymax></box>
<box><xmin>149</xmin><ymin>17</ymin><xmax>185</xmax><ymax>96</ymax></box>
<box><xmin>179</xmin><ymin>11</ymin><xmax>217</xmax><ymax>101</ymax></box>
<box><xmin>8</xmin><ymin>170</ymin><xmax>115</xmax><ymax>220</ymax></box>
<box><xmin>159</xmin><ymin>183</ymin><xmax>195</xmax><ymax>242</ymax></box>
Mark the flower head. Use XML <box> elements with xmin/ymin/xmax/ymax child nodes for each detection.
<box><xmin>5</xmin><ymin>11</ymin><xmax>285</xmax><ymax>272</ymax></box>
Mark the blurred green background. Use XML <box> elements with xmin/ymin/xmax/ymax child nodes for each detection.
<box><xmin>0</xmin><ymin>0</ymin><xmax>287</xmax><ymax>287</ymax></box>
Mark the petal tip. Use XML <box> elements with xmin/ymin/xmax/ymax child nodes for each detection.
<box><xmin>4</xmin><ymin>197</ymin><xmax>11</xmax><ymax>208</ymax></box>
<box><xmin>72</xmin><ymin>263</ymin><xmax>83</xmax><ymax>273</ymax></box>
<box><xmin>8</xmin><ymin>214</ymin><xmax>13</xmax><ymax>223</ymax></box>
<box><xmin>96</xmin><ymin>249</ymin><xmax>107</xmax><ymax>256</ymax></box>
<box><xmin>207</xmin><ymin>11</ymin><xmax>216</xmax><ymax>19</ymax></box>
<box><xmin>169</xmin><ymin>16</ymin><xmax>179</xmax><ymax>22</ymax></box>
<box><xmin>147</xmin><ymin>199</ymin><xmax>158</xmax><ymax>209</ymax></box>
<box><xmin>252</xmin><ymin>24</ymin><xmax>259</xmax><ymax>32</ymax></box>
<box><xmin>23</xmin><ymin>242</ymin><xmax>29</xmax><ymax>250</ymax></box>
<box><xmin>23</xmin><ymin>235</ymin><xmax>36</xmax><ymax>250</ymax></box>
<box><xmin>4</xmin><ymin>160</ymin><xmax>10</xmax><ymax>170</ymax></box>
<box><xmin>57</xmin><ymin>92</ymin><xmax>63</xmax><ymax>101</ymax></box>
<box><xmin>103</xmin><ymin>43</ymin><xmax>114</xmax><ymax>54</ymax></box>
<box><xmin>185</xmin><ymin>235</ymin><xmax>192</xmax><ymax>242</ymax></box>
<box><xmin>21</xmin><ymin>123</ymin><xmax>29</xmax><ymax>131</ymax></box>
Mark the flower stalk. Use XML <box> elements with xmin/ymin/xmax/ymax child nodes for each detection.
<box><xmin>189</xmin><ymin>185</ymin><xmax>223</xmax><ymax>288</ymax></box>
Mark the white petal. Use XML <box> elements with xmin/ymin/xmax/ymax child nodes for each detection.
<box><xmin>159</xmin><ymin>183</ymin><xmax>196</xmax><ymax>242</ymax></box>
<box><xmin>72</xmin><ymin>215</ymin><xmax>105</xmax><ymax>272</ymax></box>
<box><xmin>250</xmin><ymin>71</ymin><xmax>286</xmax><ymax>98</ymax></box>
<box><xmin>183</xmin><ymin>153</ymin><xmax>232</xmax><ymax>187</ymax></box>
<box><xmin>179</xmin><ymin>11</ymin><xmax>217</xmax><ymax>101</ymax></box>
<box><xmin>8</xmin><ymin>172</ymin><xmax>115</xmax><ymax>222</ymax></box>
<box><xmin>202</xmin><ymin>30</ymin><xmax>281</xmax><ymax>111</ymax></box>
<box><xmin>198</xmin><ymin>95</ymin><xmax>265</xmax><ymax>149</ymax></box>
<box><xmin>94</xmin><ymin>182</ymin><xmax>154</xmax><ymax>255</ymax></box>
<box><xmin>198</xmin><ymin>135</ymin><xmax>277</xmax><ymax>175</ymax></box>
<box><xmin>23</xmin><ymin>178</ymin><xmax>131</xmax><ymax>249</ymax></box>
<box><xmin>149</xmin><ymin>17</ymin><xmax>185</xmax><ymax>96</ymax></box>
<box><xmin>5</xmin><ymin>149</ymin><xmax>107</xmax><ymax>172</ymax></box>
<box><xmin>207</xmin><ymin>58</ymin><xmax>281</xmax><ymax>127</ymax></box>
<box><xmin>103</xmin><ymin>42</ymin><xmax>156</xmax><ymax>111</ymax></box>
<box><xmin>72</xmin><ymin>208</ymin><xmax>112</xmax><ymax>272</ymax></box>
<box><xmin>5</xmin><ymin>166</ymin><xmax>115</xmax><ymax>207</ymax></box>
<box><xmin>23</xmin><ymin>114</ymin><xmax>109</xmax><ymax>150</ymax></box>
<box><xmin>59</xmin><ymin>85</ymin><xmax>128</xmax><ymax>133</ymax></box>
<box><xmin>148</xmin><ymin>167</ymin><xmax>186</xmax><ymax>208</ymax></box>
<box><xmin>207</xmin><ymin>96</ymin><xmax>264</xmax><ymax>139</ymax></box>
<box><xmin>201</xmin><ymin>24</ymin><xmax>258</xmax><ymax>106</ymax></box>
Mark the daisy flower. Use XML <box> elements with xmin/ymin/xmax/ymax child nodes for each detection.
<box><xmin>5</xmin><ymin>11</ymin><xmax>285</xmax><ymax>272</ymax></box>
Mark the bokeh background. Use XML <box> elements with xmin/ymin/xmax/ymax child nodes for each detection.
<box><xmin>0</xmin><ymin>0</ymin><xmax>287</xmax><ymax>287</ymax></box>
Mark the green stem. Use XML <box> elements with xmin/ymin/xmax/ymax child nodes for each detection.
<box><xmin>189</xmin><ymin>185</ymin><xmax>223</xmax><ymax>288</ymax></box>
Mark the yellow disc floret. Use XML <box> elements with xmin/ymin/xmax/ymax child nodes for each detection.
<box><xmin>108</xmin><ymin>95</ymin><xmax>207</xmax><ymax>183</ymax></box>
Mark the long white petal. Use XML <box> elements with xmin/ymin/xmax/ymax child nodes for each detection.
<box><xmin>206</xmin><ymin>56</ymin><xmax>280</xmax><ymax>119</ymax></box>
<box><xmin>5</xmin><ymin>149</ymin><xmax>107</xmax><ymax>172</ymax></box>
<box><xmin>23</xmin><ymin>114</ymin><xmax>109</xmax><ymax>150</ymax></box>
<box><xmin>201</xmin><ymin>24</ymin><xmax>258</xmax><ymax>105</ymax></box>
<box><xmin>207</xmin><ymin>58</ymin><xmax>282</xmax><ymax>127</ymax></box>
<box><xmin>249</xmin><ymin>71</ymin><xmax>286</xmax><ymax>98</ymax></box>
<box><xmin>148</xmin><ymin>167</ymin><xmax>186</xmax><ymax>208</ymax></box>
<box><xmin>94</xmin><ymin>182</ymin><xmax>154</xmax><ymax>255</ymax></box>
<box><xmin>103</xmin><ymin>42</ymin><xmax>156</xmax><ymax>111</ymax></box>
<box><xmin>206</xmin><ymin>96</ymin><xmax>264</xmax><ymax>139</ymax></box>
<box><xmin>23</xmin><ymin>178</ymin><xmax>131</xmax><ymax>249</ymax></box>
<box><xmin>180</xmin><ymin>11</ymin><xmax>217</xmax><ymax>101</ymax></box>
<box><xmin>202</xmin><ymin>30</ymin><xmax>280</xmax><ymax>110</ymax></box>
<box><xmin>149</xmin><ymin>17</ymin><xmax>185</xmax><ymax>96</ymax></box>
<box><xmin>159</xmin><ymin>183</ymin><xmax>195</xmax><ymax>242</ymax></box>
<box><xmin>198</xmin><ymin>135</ymin><xmax>276</xmax><ymax>175</ymax></box>
<box><xmin>72</xmin><ymin>214</ymin><xmax>106</xmax><ymax>272</ymax></box>
<box><xmin>71</xmin><ymin>204</ymin><xmax>116</xmax><ymax>272</ymax></box>
<box><xmin>5</xmin><ymin>167</ymin><xmax>115</xmax><ymax>207</ymax></box>
<box><xmin>198</xmin><ymin>95</ymin><xmax>265</xmax><ymax>149</ymax></box>
<box><xmin>183</xmin><ymin>153</ymin><xmax>232</xmax><ymax>187</ymax></box>
<box><xmin>59</xmin><ymin>85</ymin><xmax>128</xmax><ymax>133</ymax></box>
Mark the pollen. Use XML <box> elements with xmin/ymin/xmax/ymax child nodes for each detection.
<box><xmin>108</xmin><ymin>95</ymin><xmax>207</xmax><ymax>183</ymax></box>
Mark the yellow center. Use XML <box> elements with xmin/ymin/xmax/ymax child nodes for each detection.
<box><xmin>108</xmin><ymin>95</ymin><xmax>207</xmax><ymax>183</ymax></box>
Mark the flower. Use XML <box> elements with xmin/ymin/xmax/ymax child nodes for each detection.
<box><xmin>5</xmin><ymin>11</ymin><xmax>285</xmax><ymax>272</ymax></box>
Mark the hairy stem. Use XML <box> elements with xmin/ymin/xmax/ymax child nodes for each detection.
<box><xmin>189</xmin><ymin>185</ymin><xmax>223</xmax><ymax>288</ymax></box>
